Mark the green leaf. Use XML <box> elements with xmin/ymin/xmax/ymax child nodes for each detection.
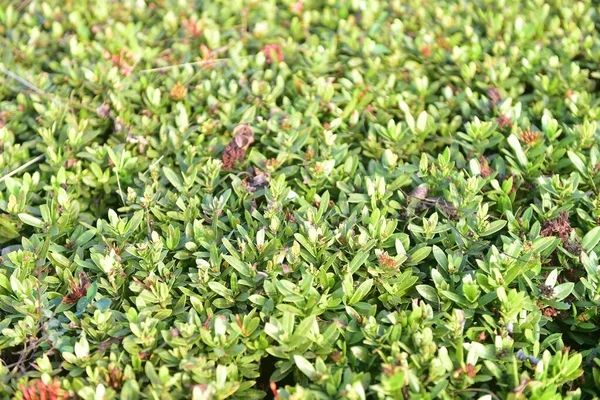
<box><xmin>74</xmin><ymin>336</ymin><xmax>89</xmax><ymax>359</ymax></box>
<box><xmin>145</xmin><ymin>361</ymin><xmax>162</xmax><ymax>386</ymax></box>
<box><xmin>294</xmin><ymin>355</ymin><xmax>316</xmax><ymax>380</ymax></box>
<box><xmin>348</xmin><ymin>252</ymin><xmax>369</xmax><ymax>274</ymax></box>
<box><xmin>582</xmin><ymin>226</ymin><xmax>600</xmax><ymax>251</ymax></box>
<box><xmin>440</xmin><ymin>290</ymin><xmax>467</xmax><ymax>306</ymax></box>
<box><xmin>163</xmin><ymin>167</ymin><xmax>183</xmax><ymax>191</ymax></box>
<box><xmin>553</xmin><ymin>282</ymin><xmax>574</xmax><ymax>302</ymax></box>
<box><xmin>417</xmin><ymin>285</ymin><xmax>439</xmax><ymax>303</ymax></box>
<box><xmin>222</xmin><ymin>254</ymin><xmax>251</xmax><ymax>277</ymax></box>
<box><xmin>86</xmin><ymin>281</ymin><xmax>98</xmax><ymax>301</ymax></box>
<box><xmin>567</xmin><ymin>151</ymin><xmax>588</xmax><ymax>175</ymax></box>
<box><xmin>289</xmin><ymin>315</ymin><xmax>315</xmax><ymax>346</ymax></box>
<box><xmin>417</xmin><ymin>111</ymin><xmax>428</xmax><ymax>132</ymax></box>
<box><xmin>432</xmin><ymin>246</ymin><xmax>448</xmax><ymax>270</ymax></box>
<box><xmin>18</xmin><ymin>213</ymin><xmax>44</xmax><ymax>228</ymax></box>
<box><xmin>545</xmin><ymin>269</ymin><xmax>558</xmax><ymax>287</ymax></box>
<box><xmin>125</xmin><ymin>210</ymin><xmax>144</xmax><ymax>238</ymax></box>
<box><xmin>208</xmin><ymin>281</ymin><xmax>234</xmax><ymax>299</ymax></box>
<box><xmin>480</xmin><ymin>220</ymin><xmax>506</xmax><ymax>236</ymax></box>
<box><xmin>372</xmin><ymin>44</ymin><xmax>390</xmax><ymax>55</ymax></box>
<box><xmin>94</xmin><ymin>298</ymin><xmax>112</xmax><ymax>311</ymax></box>
<box><xmin>507</xmin><ymin>134</ymin><xmax>528</xmax><ymax>167</ymax></box>
<box><xmin>532</xmin><ymin>236</ymin><xmax>561</xmax><ymax>255</ymax></box>
<box><xmin>349</xmin><ymin>279</ymin><xmax>373</xmax><ymax>305</ymax></box>
<box><xmin>409</xmin><ymin>246</ymin><xmax>431</xmax><ymax>263</ymax></box>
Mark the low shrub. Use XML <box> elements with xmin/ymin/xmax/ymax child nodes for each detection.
<box><xmin>1</xmin><ymin>0</ymin><xmax>600</xmax><ymax>398</ymax></box>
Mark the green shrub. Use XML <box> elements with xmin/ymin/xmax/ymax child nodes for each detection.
<box><xmin>1</xmin><ymin>0</ymin><xmax>600</xmax><ymax>398</ymax></box>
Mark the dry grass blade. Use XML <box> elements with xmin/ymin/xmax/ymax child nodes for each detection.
<box><xmin>0</xmin><ymin>154</ymin><xmax>45</xmax><ymax>183</ymax></box>
<box><xmin>0</xmin><ymin>67</ymin><xmax>67</xmax><ymax>108</ymax></box>
<box><xmin>141</xmin><ymin>58</ymin><xmax>231</xmax><ymax>73</ymax></box>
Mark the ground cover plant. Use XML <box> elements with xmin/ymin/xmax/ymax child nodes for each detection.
<box><xmin>2</xmin><ymin>0</ymin><xmax>600</xmax><ymax>398</ymax></box>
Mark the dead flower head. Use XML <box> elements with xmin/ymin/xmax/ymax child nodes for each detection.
<box><xmin>20</xmin><ymin>378</ymin><xmax>68</xmax><ymax>400</ymax></box>
<box><xmin>496</xmin><ymin>115</ymin><xmax>512</xmax><ymax>129</ymax></box>
<box><xmin>62</xmin><ymin>272</ymin><xmax>91</xmax><ymax>305</ymax></box>
<box><xmin>540</xmin><ymin>212</ymin><xmax>572</xmax><ymax>244</ymax></box>
<box><xmin>487</xmin><ymin>87</ymin><xmax>502</xmax><ymax>106</ymax></box>
<box><xmin>519</xmin><ymin>127</ymin><xmax>540</xmax><ymax>144</ymax></box>
<box><xmin>222</xmin><ymin>124</ymin><xmax>255</xmax><ymax>169</ymax></box>
<box><xmin>261</xmin><ymin>44</ymin><xmax>284</xmax><ymax>64</ymax></box>
<box><xmin>170</xmin><ymin>81</ymin><xmax>187</xmax><ymax>101</ymax></box>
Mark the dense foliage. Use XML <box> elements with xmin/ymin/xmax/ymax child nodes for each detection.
<box><xmin>2</xmin><ymin>0</ymin><xmax>600</xmax><ymax>398</ymax></box>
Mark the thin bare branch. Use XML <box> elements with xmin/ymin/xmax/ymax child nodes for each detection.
<box><xmin>400</xmin><ymin>188</ymin><xmax>539</xmax><ymax>266</ymax></box>
<box><xmin>0</xmin><ymin>154</ymin><xmax>45</xmax><ymax>183</ymax></box>
<box><xmin>140</xmin><ymin>57</ymin><xmax>231</xmax><ymax>73</ymax></box>
<box><xmin>0</xmin><ymin>67</ymin><xmax>67</xmax><ymax>108</ymax></box>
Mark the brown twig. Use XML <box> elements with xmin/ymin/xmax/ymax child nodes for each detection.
<box><xmin>400</xmin><ymin>188</ymin><xmax>538</xmax><ymax>266</ymax></box>
<box><xmin>16</xmin><ymin>0</ymin><xmax>33</xmax><ymax>12</ymax></box>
